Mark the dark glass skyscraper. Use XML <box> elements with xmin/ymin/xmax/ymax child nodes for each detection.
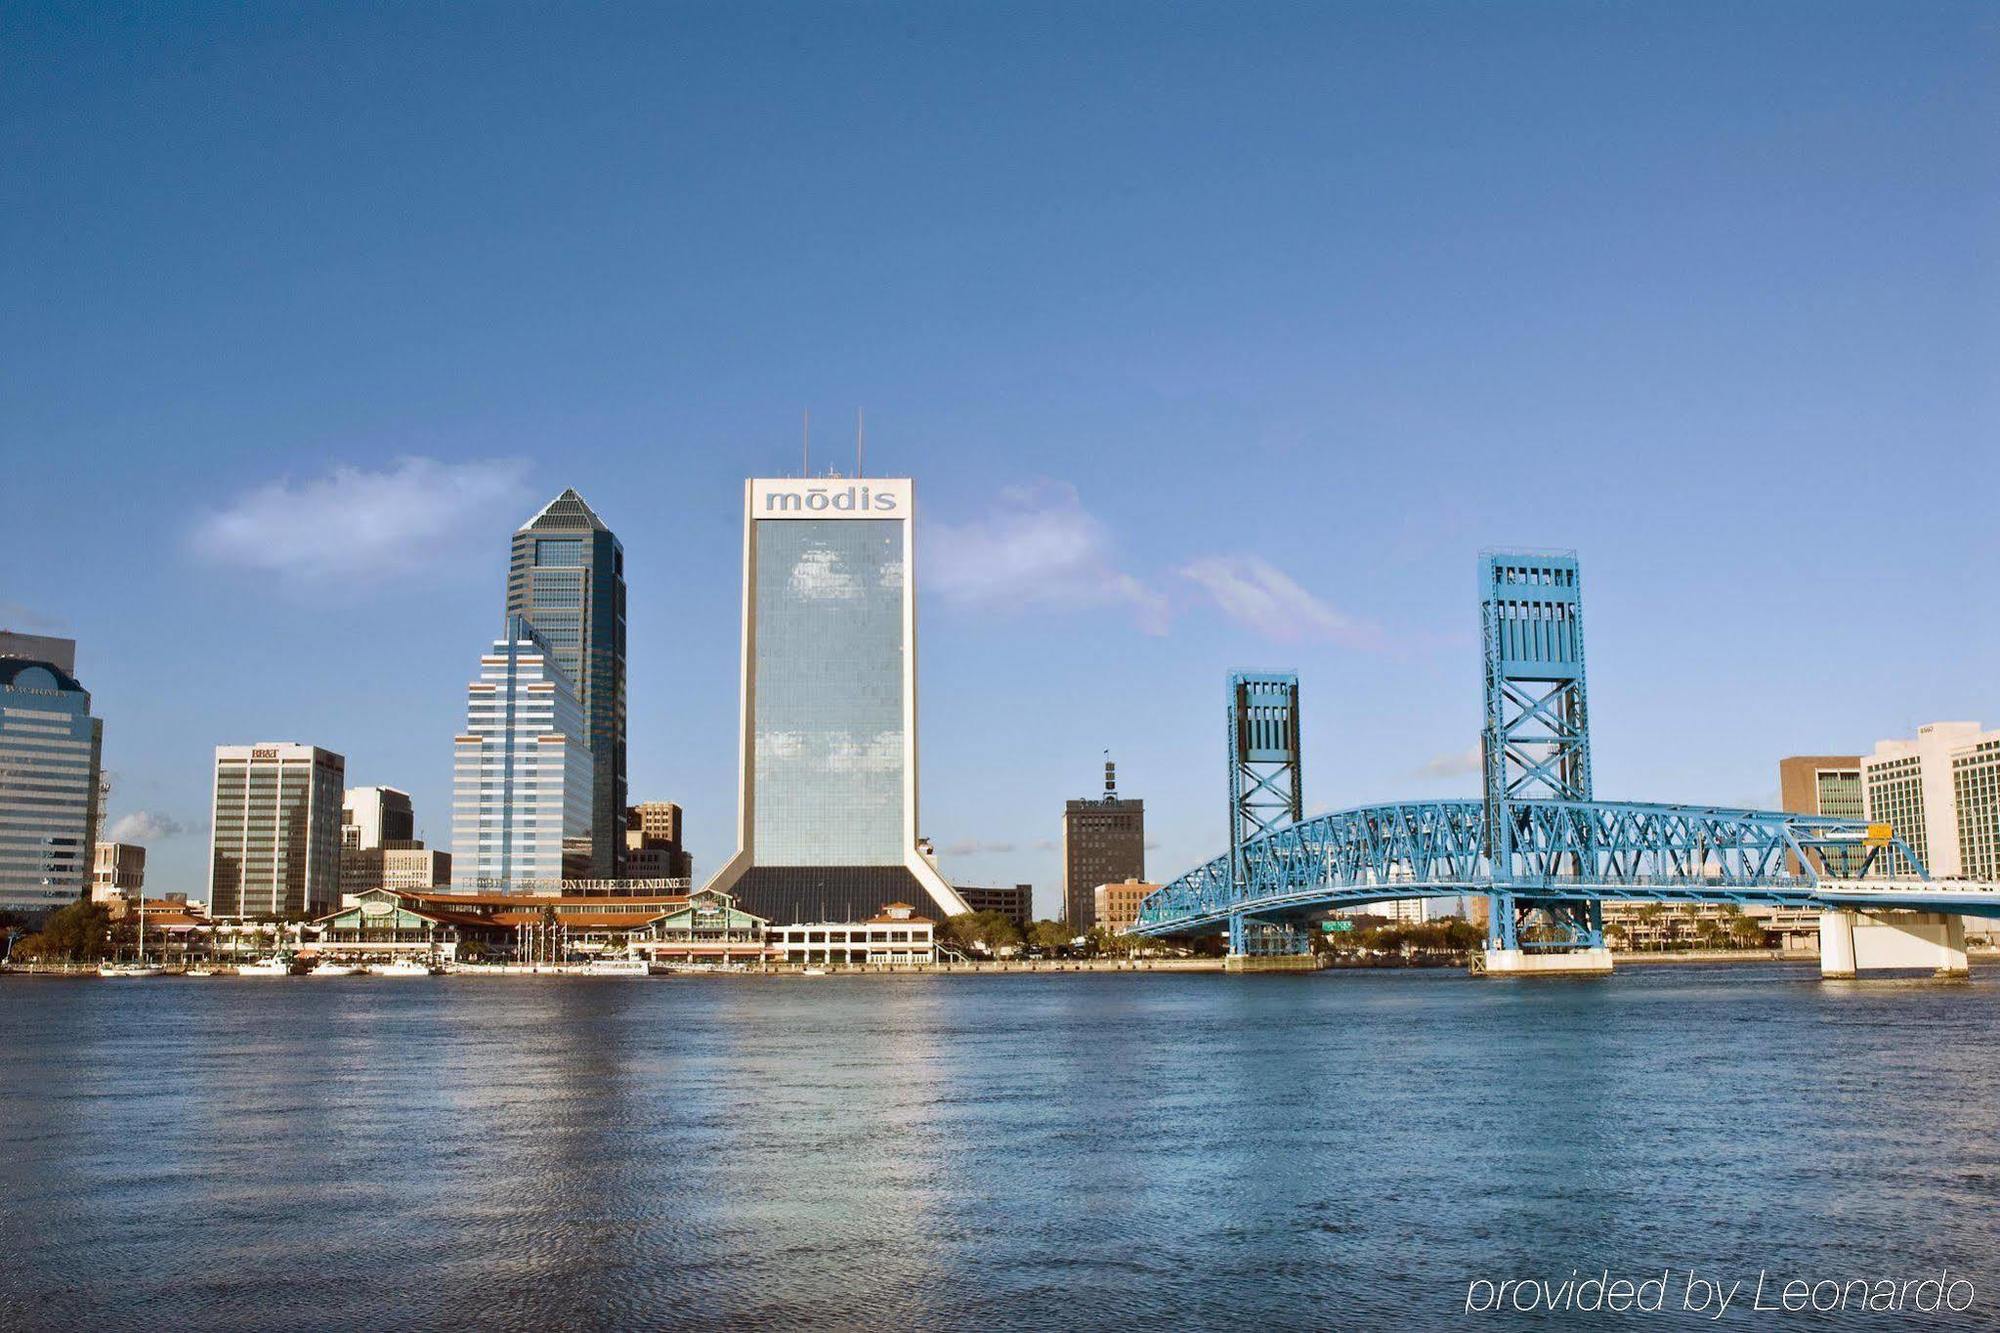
<box><xmin>508</xmin><ymin>489</ymin><xmax>626</xmax><ymax>878</ymax></box>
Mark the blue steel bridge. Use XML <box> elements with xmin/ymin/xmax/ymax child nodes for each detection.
<box><xmin>1132</xmin><ymin>552</ymin><xmax>2000</xmax><ymax>969</ymax></box>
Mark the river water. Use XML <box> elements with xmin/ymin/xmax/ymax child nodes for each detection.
<box><xmin>2</xmin><ymin>965</ymin><xmax>1996</xmax><ymax>1330</ymax></box>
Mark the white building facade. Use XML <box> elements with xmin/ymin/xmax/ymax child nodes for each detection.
<box><xmin>1861</xmin><ymin>721</ymin><xmax>2000</xmax><ymax>878</ymax></box>
<box><xmin>341</xmin><ymin>786</ymin><xmax>414</xmax><ymax>850</ymax></box>
<box><xmin>705</xmin><ymin>477</ymin><xmax>968</xmax><ymax>925</ymax></box>
<box><xmin>451</xmin><ymin>617</ymin><xmax>594</xmax><ymax>893</ymax></box>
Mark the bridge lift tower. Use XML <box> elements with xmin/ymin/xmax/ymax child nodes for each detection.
<box><xmin>1225</xmin><ymin>672</ymin><xmax>1313</xmax><ymax>965</ymax></box>
<box><xmin>1478</xmin><ymin>550</ymin><xmax>1609</xmax><ymax>969</ymax></box>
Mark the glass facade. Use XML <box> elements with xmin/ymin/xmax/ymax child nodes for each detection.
<box><xmin>0</xmin><ymin>654</ymin><xmax>103</xmax><ymax>913</ymax></box>
<box><xmin>712</xmin><ymin>479</ymin><xmax>969</xmax><ymax>926</ymax></box>
<box><xmin>508</xmin><ymin>491</ymin><xmax>626</xmax><ymax>877</ymax></box>
<box><xmin>450</xmin><ymin>617</ymin><xmax>594</xmax><ymax>892</ymax></box>
<box><xmin>752</xmin><ymin>519</ymin><xmax>906</xmax><ymax>866</ymax></box>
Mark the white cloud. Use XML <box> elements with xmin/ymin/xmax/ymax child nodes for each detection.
<box><xmin>1414</xmin><ymin>747</ymin><xmax>1483</xmax><ymax>780</ymax></box>
<box><xmin>1179</xmin><ymin>555</ymin><xmax>1379</xmax><ymax>647</ymax></box>
<box><xmin>927</xmin><ymin>481</ymin><xmax>1169</xmax><ymax>634</ymax></box>
<box><xmin>109</xmin><ymin>811</ymin><xmax>185</xmax><ymax>842</ymax></box>
<box><xmin>192</xmin><ymin>456</ymin><xmax>533</xmax><ymax>583</ymax></box>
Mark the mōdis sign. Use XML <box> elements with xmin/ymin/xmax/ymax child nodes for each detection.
<box><xmin>753</xmin><ymin>478</ymin><xmax>909</xmax><ymax>518</ymax></box>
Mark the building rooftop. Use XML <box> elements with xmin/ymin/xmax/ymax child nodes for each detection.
<box><xmin>518</xmin><ymin>487</ymin><xmax>609</xmax><ymax>533</ymax></box>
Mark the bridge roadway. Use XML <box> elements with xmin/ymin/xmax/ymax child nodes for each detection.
<box><xmin>1131</xmin><ymin>797</ymin><xmax>2000</xmax><ymax>976</ymax></box>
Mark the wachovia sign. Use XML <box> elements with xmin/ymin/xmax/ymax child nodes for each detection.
<box><xmin>752</xmin><ymin>477</ymin><xmax>910</xmax><ymax>519</ymax></box>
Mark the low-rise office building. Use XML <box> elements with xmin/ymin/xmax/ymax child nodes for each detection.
<box><xmin>766</xmin><ymin>901</ymin><xmax>936</xmax><ymax>966</ymax></box>
<box><xmin>1093</xmin><ymin>878</ymin><xmax>1159</xmax><ymax>937</ymax></box>
<box><xmin>341</xmin><ymin>842</ymin><xmax>452</xmax><ymax>896</ymax></box>
<box><xmin>91</xmin><ymin>841</ymin><xmax>147</xmax><ymax>903</ymax></box>
<box><xmin>955</xmin><ymin>882</ymin><xmax>1033</xmax><ymax>929</ymax></box>
<box><xmin>626</xmin><ymin>802</ymin><xmax>694</xmax><ymax>882</ymax></box>
<box><xmin>1600</xmin><ymin>901</ymin><xmax>1771</xmax><ymax>951</ymax></box>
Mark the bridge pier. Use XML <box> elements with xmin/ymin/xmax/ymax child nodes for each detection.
<box><xmin>1224</xmin><ymin>914</ymin><xmax>1322</xmax><ymax>973</ymax></box>
<box><xmin>1477</xmin><ymin>946</ymin><xmax>1614</xmax><ymax>977</ymax></box>
<box><xmin>1819</xmin><ymin>909</ymin><xmax>1968</xmax><ymax>978</ymax></box>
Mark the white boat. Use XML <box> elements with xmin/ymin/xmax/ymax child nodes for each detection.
<box><xmin>98</xmin><ymin>961</ymin><xmax>167</xmax><ymax>978</ymax></box>
<box><xmin>236</xmin><ymin>958</ymin><xmax>294</xmax><ymax>976</ymax></box>
<box><xmin>801</xmin><ymin>966</ymin><xmax>828</xmax><ymax>976</ymax></box>
<box><xmin>309</xmin><ymin>961</ymin><xmax>363</xmax><ymax>976</ymax></box>
<box><xmin>184</xmin><ymin>967</ymin><xmax>216</xmax><ymax>977</ymax></box>
<box><xmin>584</xmin><ymin>957</ymin><xmax>648</xmax><ymax>976</ymax></box>
<box><xmin>372</xmin><ymin>958</ymin><xmax>441</xmax><ymax>977</ymax></box>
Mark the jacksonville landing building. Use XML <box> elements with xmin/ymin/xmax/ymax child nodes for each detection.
<box><xmin>705</xmin><ymin>477</ymin><xmax>970</xmax><ymax>925</ymax></box>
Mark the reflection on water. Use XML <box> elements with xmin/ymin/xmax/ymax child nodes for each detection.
<box><xmin>2</xmin><ymin>966</ymin><xmax>1997</xmax><ymax>1330</ymax></box>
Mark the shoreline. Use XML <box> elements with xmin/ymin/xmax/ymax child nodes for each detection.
<box><xmin>12</xmin><ymin>948</ymin><xmax>2000</xmax><ymax>979</ymax></box>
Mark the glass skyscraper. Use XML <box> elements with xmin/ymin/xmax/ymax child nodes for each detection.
<box><xmin>508</xmin><ymin>489</ymin><xmax>626</xmax><ymax>877</ymax></box>
<box><xmin>0</xmin><ymin>638</ymin><xmax>103</xmax><ymax>914</ymax></box>
<box><xmin>707</xmin><ymin>477</ymin><xmax>969</xmax><ymax>925</ymax></box>
<box><xmin>450</xmin><ymin>617</ymin><xmax>594</xmax><ymax>892</ymax></box>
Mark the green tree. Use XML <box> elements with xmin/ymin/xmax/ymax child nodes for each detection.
<box><xmin>941</xmin><ymin>911</ymin><xmax>1022</xmax><ymax>955</ymax></box>
<box><xmin>1441</xmin><ymin>920</ymin><xmax>1485</xmax><ymax>953</ymax></box>
<box><xmin>15</xmin><ymin>901</ymin><xmax>112</xmax><ymax>963</ymax></box>
<box><xmin>1026</xmin><ymin>919</ymin><xmax>1071</xmax><ymax>951</ymax></box>
<box><xmin>1729</xmin><ymin>914</ymin><xmax>1769</xmax><ymax>949</ymax></box>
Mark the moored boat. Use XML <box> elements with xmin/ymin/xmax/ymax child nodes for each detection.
<box><xmin>372</xmin><ymin>958</ymin><xmax>442</xmax><ymax>977</ymax></box>
<box><xmin>98</xmin><ymin>961</ymin><xmax>168</xmax><ymax>978</ymax></box>
<box><xmin>309</xmin><ymin>960</ymin><xmax>363</xmax><ymax>976</ymax></box>
<box><xmin>236</xmin><ymin>957</ymin><xmax>295</xmax><ymax>976</ymax></box>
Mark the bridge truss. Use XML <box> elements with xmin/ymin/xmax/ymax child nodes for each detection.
<box><xmin>1131</xmin><ymin>798</ymin><xmax>1958</xmax><ymax>937</ymax></box>
<box><xmin>1135</xmin><ymin>549</ymin><xmax>2000</xmax><ymax>950</ymax></box>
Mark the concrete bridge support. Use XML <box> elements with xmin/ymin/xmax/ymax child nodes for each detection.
<box><xmin>1224</xmin><ymin>914</ymin><xmax>1322</xmax><ymax>972</ymax></box>
<box><xmin>1819</xmin><ymin>909</ymin><xmax>1968</xmax><ymax>978</ymax></box>
<box><xmin>1477</xmin><ymin>946</ymin><xmax>1614</xmax><ymax>977</ymax></box>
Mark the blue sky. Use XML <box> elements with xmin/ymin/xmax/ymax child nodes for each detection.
<box><xmin>7</xmin><ymin>3</ymin><xmax>1996</xmax><ymax>915</ymax></box>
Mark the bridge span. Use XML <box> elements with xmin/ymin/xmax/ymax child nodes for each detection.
<box><xmin>1132</xmin><ymin>553</ymin><xmax>1997</xmax><ymax>978</ymax></box>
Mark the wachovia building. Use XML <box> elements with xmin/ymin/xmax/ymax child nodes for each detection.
<box><xmin>705</xmin><ymin>477</ymin><xmax>969</xmax><ymax>925</ymax></box>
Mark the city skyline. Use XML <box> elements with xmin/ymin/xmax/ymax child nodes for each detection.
<box><xmin>7</xmin><ymin>6</ymin><xmax>1995</xmax><ymax>917</ymax></box>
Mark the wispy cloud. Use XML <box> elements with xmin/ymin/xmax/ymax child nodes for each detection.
<box><xmin>1179</xmin><ymin>555</ymin><xmax>1380</xmax><ymax>647</ymax></box>
<box><xmin>928</xmin><ymin>481</ymin><xmax>1169</xmax><ymax>634</ymax></box>
<box><xmin>0</xmin><ymin>602</ymin><xmax>66</xmax><ymax>631</ymax></box>
<box><xmin>943</xmin><ymin>838</ymin><xmax>1017</xmax><ymax>856</ymax></box>
<box><xmin>1413</xmin><ymin>747</ymin><xmax>1482</xmax><ymax>780</ymax></box>
<box><xmin>108</xmin><ymin>811</ymin><xmax>186</xmax><ymax>842</ymax></box>
<box><xmin>192</xmin><ymin>457</ymin><xmax>533</xmax><ymax>584</ymax></box>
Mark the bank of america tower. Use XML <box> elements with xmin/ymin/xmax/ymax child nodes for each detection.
<box><xmin>706</xmin><ymin>476</ymin><xmax>969</xmax><ymax>924</ymax></box>
<box><xmin>508</xmin><ymin>489</ymin><xmax>627</xmax><ymax>878</ymax></box>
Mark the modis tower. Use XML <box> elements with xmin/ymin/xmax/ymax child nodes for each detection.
<box><xmin>705</xmin><ymin>478</ymin><xmax>969</xmax><ymax>924</ymax></box>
